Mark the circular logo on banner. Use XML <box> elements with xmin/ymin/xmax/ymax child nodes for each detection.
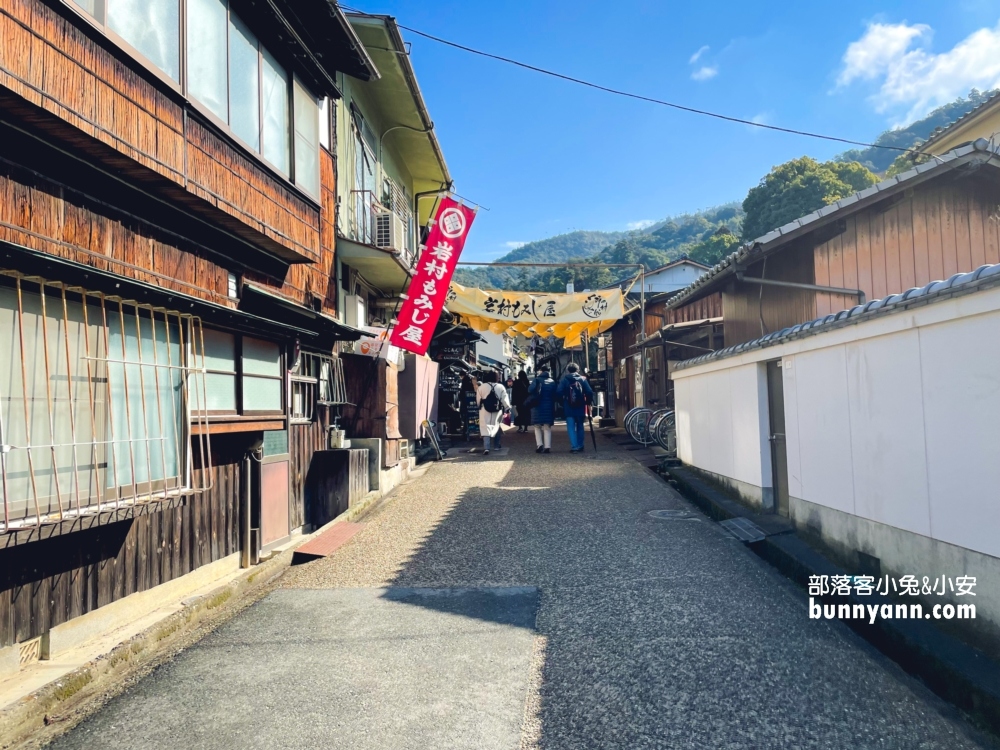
<box><xmin>582</xmin><ymin>294</ymin><xmax>609</xmax><ymax>319</ymax></box>
<box><xmin>438</xmin><ymin>207</ymin><xmax>467</xmax><ymax>238</ymax></box>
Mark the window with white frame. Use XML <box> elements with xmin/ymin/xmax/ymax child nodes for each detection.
<box><xmin>0</xmin><ymin>273</ymin><xmax>211</xmax><ymax>533</ymax></box>
<box><xmin>65</xmin><ymin>0</ymin><xmax>322</xmax><ymax>198</ymax></box>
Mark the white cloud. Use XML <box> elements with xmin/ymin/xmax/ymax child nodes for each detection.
<box><xmin>503</xmin><ymin>241</ymin><xmax>527</xmax><ymax>250</ymax></box>
<box><xmin>691</xmin><ymin>66</ymin><xmax>718</xmax><ymax>82</ymax></box>
<box><xmin>837</xmin><ymin>20</ymin><xmax>1000</xmax><ymax>123</ymax></box>
<box><xmin>689</xmin><ymin>45</ymin><xmax>710</xmax><ymax>64</ymax></box>
<box><xmin>627</xmin><ymin>220</ymin><xmax>655</xmax><ymax>230</ymax></box>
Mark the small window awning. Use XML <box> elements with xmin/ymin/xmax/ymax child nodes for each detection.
<box><xmin>240</xmin><ymin>283</ymin><xmax>366</xmax><ymax>343</ymax></box>
<box><xmin>631</xmin><ymin>318</ymin><xmax>724</xmax><ymax>349</ymax></box>
<box><xmin>0</xmin><ymin>241</ymin><xmax>321</xmax><ymax>342</ymax></box>
<box><xmin>661</xmin><ymin>316</ymin><xmax>723</xmax><ymax>333</ymax></box>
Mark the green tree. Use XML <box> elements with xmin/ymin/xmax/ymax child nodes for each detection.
<box><xmin>741</xmin><ymin>157</ymin><xmax>878</xmax><ymax>241</ymax></box>
<box><xmin>687</xmin><ymin>229</ymin><xmax>741</xmax><ymax>267</ymax></box>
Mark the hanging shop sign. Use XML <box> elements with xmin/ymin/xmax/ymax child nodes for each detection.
<box><xmin>389</xmin><ymin>196</ymin><xmax>477</xmax><ymax>355</ymax></box>
<box><xmin>446</xmin><ymin>282</ymin><xmax>624</xmax><ymax>347</ymax></box>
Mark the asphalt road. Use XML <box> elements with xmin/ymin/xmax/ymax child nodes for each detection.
<box><xmin>47</xmin><ymin>426</ymin><xmax>994</xmax><ymax>750</ymax></box>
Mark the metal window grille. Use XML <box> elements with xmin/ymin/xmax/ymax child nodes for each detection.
<box><xmin>0</xmin><ymin>272</ymin><xmax>212</xmax><ymax>533</ymax></box>
<box><xmin>289</xmin><ymin>354</ymin><xmax>349</xmax><ymax>423</ymax></box>
<box><xmin>325</xmin><ymin>356</ymin><xmax>349</xmax><ymax>406</ymax></box>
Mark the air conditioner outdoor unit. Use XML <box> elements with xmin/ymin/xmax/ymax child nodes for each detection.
<box><xmin>374</xmin><ymin>210</ymin><xmax>406</xmax><ymax>252</ymax></box>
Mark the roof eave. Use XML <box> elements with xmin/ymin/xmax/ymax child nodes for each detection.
<box><xmin>666</xmin><ymin>144</ymin><xmax>998</xmax><ymax>310</ymax></box>
<box><xmin>348</xmin><ymin>14</ymin><xmax>451</xmax><ymax>186</ymax></box>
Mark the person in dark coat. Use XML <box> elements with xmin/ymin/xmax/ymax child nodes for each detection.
<box><xmin>511</xmin><ymin>371</ymin><xmax>531</xmax><ymax>432</ymax></box>
<box><xmin>459</xmin><ymin>374</ymin><xmax>479</xmax><ymax>441</ymax></box>
<box><xmin>557</xmin><ymin>362</ymin><xmax>595</xmax><ymax>453</ymax></box>
<box><xmin>529</xmin><ymin>366</ymin><xmax>557</xmax><ymax>453</ymax></box>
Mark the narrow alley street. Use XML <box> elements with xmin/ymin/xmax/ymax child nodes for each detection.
<box><xmin>44</xmin><ymin>427</ymin><xmax>990</xmax><ymax>750</ymax></box>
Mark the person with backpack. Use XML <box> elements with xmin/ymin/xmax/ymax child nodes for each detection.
<box><xmin>476</xmin><ymin>370</ymin><xmax>510</xmax><ymax>455</ymax></box>
<box><xmin>557</xmin><ymin>362</ymin><xmax>595</xmax><ymax>453</ymax></box>
<box><xmin>527</xmin><ymin>366</ymin><xmax>557</xmax><ymax>453</ymax></box>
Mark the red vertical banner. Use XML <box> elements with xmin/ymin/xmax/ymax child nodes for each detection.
<box><xmin>390</xmin><ymin>196</ymin><xmax>476</xmax><ymax>355</ymax></box>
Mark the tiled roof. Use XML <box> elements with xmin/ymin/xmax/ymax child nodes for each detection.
<box><xmin>672</xmin><ymin>262</ymin><xmax>1000</xmax><ymax>371</ymax></box>
<box><xmin>919</xmin><ymin>91</ymin><xmax>1000</xmax><ymax>154</ymax></box>
<box><xmin>665</xmin><ymin>142</ymin><xmax>995</xmax><ymax>310</ymax></box>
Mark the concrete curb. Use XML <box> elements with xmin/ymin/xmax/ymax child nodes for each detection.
<box><xmin>0</xmin><ymin>482</ymin><xmax>399</xmax><ymax>750</ymax></box>
<box><xmin>666</xmin><ymin>465</ymin><xmax>1000</xmax><ymax>737</ymax></box>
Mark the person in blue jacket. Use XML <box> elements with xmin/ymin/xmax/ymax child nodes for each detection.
<box><xmin>557</xmin><ymin>362</ymin><xmax>595</xmax><ymax>453</ymax></box>
<box><xmin>529</xmin><ymin>366</ymin><xmax>557</xmax><ymax>454</ymax></box>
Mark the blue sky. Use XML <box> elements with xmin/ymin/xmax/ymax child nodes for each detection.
<box><xmin>346</xmin><ymin>0</ymin><xmax>1000</xmax><ymax>262</ymax></box>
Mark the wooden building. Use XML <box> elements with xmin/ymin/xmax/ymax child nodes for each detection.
<box><xmin>0</xmin><ymin>0</ymin><xmax>377</xmax><ymax>674</ymax></box>
<box><xmin>603</xmin><ymin>291</ymin><xmax>722</xmax><ymax>419</ymax></box>
<box><xmin>665</xmin><ymin>142</ymin><xmax>1000</xmax><ymax>349</ymax></box>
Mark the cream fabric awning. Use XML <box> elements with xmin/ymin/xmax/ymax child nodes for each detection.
<box><xmin>446</xmin><ymin>282</ymin><xmax>625</xmax><ymax>348</ymax></box>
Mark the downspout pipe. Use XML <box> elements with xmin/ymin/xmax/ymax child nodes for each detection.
<box><xmin>736</xmin><ymin>272</ymin><xmax>866</xmax><ymax>305</ymax></box>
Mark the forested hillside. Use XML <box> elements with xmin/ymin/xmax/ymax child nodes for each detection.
<box><xmin>454</xmin><ymin>204</ymin><xmax>744</xmax><ymax>292</ymax></box>
<box><xmin>836</xmin><ymin>88</ymin><xmax>997</xmax><ymax>173</ymax></box>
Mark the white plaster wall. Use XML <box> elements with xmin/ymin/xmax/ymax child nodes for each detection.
<box><xmin>784</xmin><ymin>346</ymin><xmax>856</xmax><ymax>516</ymax></box>
<box><xmin>674</xmin><ymin>363</ymin><xmax>768</xmax><ymax>489</ymax></box>
<box><xmin>918</xmin><ymin>309</ymin><xmax>1000</xmax><ymax>556</ymax></box>
<box><xmin>844</xmin><ymin>330</ymin><xmax>931</xmax><ymax>536</ymax></box>
<box><xmin>645</xmin><ymin>264</ymin><xmax>707</xmax><ymax>293</ymax></box>
<box><xmin>673</xmin><ymin>288</ymin><xmax>1000</xmax><ymax>561</ymax></box>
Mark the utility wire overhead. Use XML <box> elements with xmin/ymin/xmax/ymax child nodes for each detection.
<box><xmin>339</xmin><ymin>3</ymin><xmax>915</xmax><ymax>155</ymax></box>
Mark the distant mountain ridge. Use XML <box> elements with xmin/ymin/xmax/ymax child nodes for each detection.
<box><xmin>455</xmin><ymin>204</ymin><xmax>744</xmax><ymax>292</ymax></box>
<box><xmin>836</xmin><ymin>88</ymin><xmax>998</xmax><ymax>173</ymax></box>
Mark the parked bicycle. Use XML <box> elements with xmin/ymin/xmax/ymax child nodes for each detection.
<box><xmin>623</xmin><ymin>406</ymin><xmax>676</xmax><ymax>451</ymax></box>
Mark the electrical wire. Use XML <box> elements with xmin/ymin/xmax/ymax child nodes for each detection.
<box><xmin>338</xmin><ymin>4</ymin><xmax>916</xmax><ymax>155</ymax></box>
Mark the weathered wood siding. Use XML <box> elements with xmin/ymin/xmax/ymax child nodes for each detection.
<box><xmin>244</xmin><ymin>150</ymin><xmax>339</xmax><ymax>315</ymax></box>
<box><xmin>813</xmin><ymin>178</ymin><xmax>1000</xmax><ymax>316</ymax></box>
<box><xmin>723</xmin><ymin>245</ymin><xmax>816</xmax><ymax>348</ymax></box>
<box><xmin>0</xmin><ymin>158</ymin><xmax>233</xmax><ymax>303</ymax></box>
<box><xmin>663</xmin><ymin>292</ymin><xmax>722</xmax><ymax>324</ymax></box>
<box><xmin>0</xmin><ymin>0</ymin><xmax>320</xmax><ymax>265</ymax></box>
<box><xmin>0</xmin><ymin>436</ymin><xmax>245</xmax><ymax>648</ymax></box>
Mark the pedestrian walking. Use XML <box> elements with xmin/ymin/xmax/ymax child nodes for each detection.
<box><xmin>511</xmin><ymin>371</ymin><xmax>531</xmax><ymax>432</ymax></box>
<box><xmin>459</xmin><ymin>374</ymin><xmax>479</xmax><ymax>441</ymax></box>
<box><xmin>528</xmin><ymin>366</ymin><xmax>557</xmax><ymax>454</ymax></box>
<box><xmin>557</xmin><ymin>362</ymin><xmax>594</xmax><ymax>453</ymax></box>
<box><xmin>476</xmin><ymin>370</ymin><xmax>510</xmax><ymax>455</ymax></box>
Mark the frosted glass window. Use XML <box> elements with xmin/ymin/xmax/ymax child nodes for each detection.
<box><xmin>242</xmin><ymin>375</ymin><xmax>281</xmax><ymax>411</ymax></box>
<box><xmin>187</xmin><ymin>0</ymin><xmax>228</xmax><ymax>121</ymax></box>
<box><xmin>228</xmin><ymin>13</ymin><xmax>260</xmax><ymax>151</ymax></box>
<box><xmin>242</xmin><ymin>337</ymin><xmax>280</xmax><ymax>375</ymax></box>
<box><xmin>293</xmin><ymin>78</ymin><xmax>320</xmax><ymax>197</ymax></box>
<box><xmin>192</xmin><ymin>328</ymin><xmax>236</xmax><ymax>413</ymax></box>
<box><xmin>202</xmin><ymin>372</ymin><xmax>237</xmax><ymax>411</ymax></box>
<box><xmin>242</xmin><ymin>337</ymin><xmax>281</xmax><ymax>412</ymax></box>
<box><xmin>107</xmin><ymin>312</ymin><xmax>183</xmax><ymax>491</ymax></box>
<box><xmin>261</xmin><ymin>49</ymin><xmax>290</xmax><ymax>174</ymax></box>
<box><xmin>201</xmin><ymin>328</ymin><xmax>235</xmax><ymax>371</ymax></box>
<box><xmin>107</xmin><ymin>0</ymin><xmax>180</xmax><ymax>81</ymax></box>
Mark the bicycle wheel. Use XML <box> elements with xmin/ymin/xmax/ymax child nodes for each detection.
<box><xmin>631</xmin><ymin>409</ymin><xmax>656</xmax><ymax>445</ymax></box>
<box><xmin>626</xmin><ymin>408</ymin><xmax>652</xmax><ymax>442</ymax></box>
<box><xmin>655</xmin><ymin>411</ymin><xmax>676</xmax><ymax>451</ymax></box>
